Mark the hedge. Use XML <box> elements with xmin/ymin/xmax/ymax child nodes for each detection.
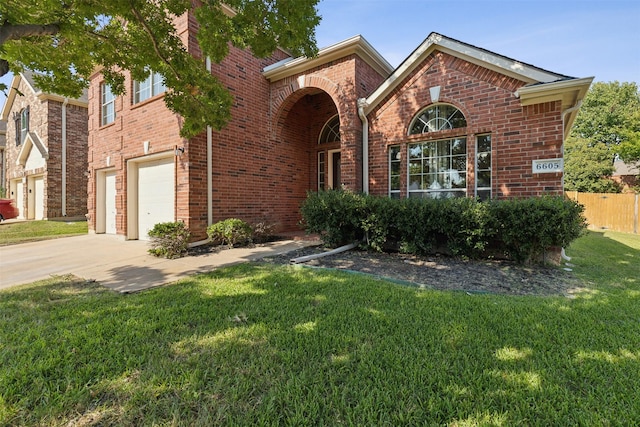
<box><xmin>300</xmin><ymin>190</ymin><xmax>587</xmax><ymax>263</ymax></box>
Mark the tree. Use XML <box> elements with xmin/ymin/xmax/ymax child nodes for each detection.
<box><xmin>564</xmin><ymin>137</ymin><xmax>620</xmax><ymax>193</ymax></box>
<box><xmin>0</xmin><ymin>0</ymin><xmax>320</xmax><ymax>138</ymax></box>
<box><xmin>565</xmin><ymin>81</ymin><xmax>640</xmax><ymax>191</ymax></box>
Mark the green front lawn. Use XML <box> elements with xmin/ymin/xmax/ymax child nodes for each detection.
<box><xmin>0</xmin><ymin>220</ymin><xmax>87</xmax><ymax>245</ymax></box>
<box><xmin>1</xmin><ymin>231</ymin><xmax>638</xmax><ymax>425</ymax></box>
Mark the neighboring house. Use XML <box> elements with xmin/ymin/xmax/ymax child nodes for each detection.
<box><xmin>0</xmin><ymin>71</ymin><xmax>89</xmax><ymax>220</ymax></box>
<box><xmin>87</xmin><ymin>10</ymin><xmax>592</xmax><ymax>242</ymax></box>
<box><xmin>0</xmin><ymin>120</ymin><xmax>5</xmax><ymax>196</ymax></box>
<box><xmin>613</xmin><ymin>158</ymin><xmax>640</xmax><ymax>192</ymax></box>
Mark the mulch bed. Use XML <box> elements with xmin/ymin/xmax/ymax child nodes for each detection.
<box><xmin>258</xmin><ymin>245</ymin><xmax>586</xmax><ymax>297</ymax></box>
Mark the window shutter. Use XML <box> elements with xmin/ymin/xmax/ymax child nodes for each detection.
<box><xmin>15</xmin><ymin>116</ymin><xmax>20</xmax><ymax>146</ymax></box>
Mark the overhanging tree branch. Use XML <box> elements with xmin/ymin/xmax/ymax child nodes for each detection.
<box><xmin>0</xmin><ymin>23</ymin><xmax>61</xmax><ymax>45</ymax></box>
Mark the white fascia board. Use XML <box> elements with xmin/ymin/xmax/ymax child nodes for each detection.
<box><xmin>263</xmin><ymin>35</ymin><xmax>394</xmax><ymax>82</ymax></box>
<box><xmin>515</xmin><ymin>77</ymin><xmax>594</xmax><ymax>108</ymax></box>
<box><xmin>37</xmin><ymin>92</ymin><xmax>89</xmax><ymax>108</ymax></box>
<box><xmin>364</xmin><ymin>32</ymin><xmax>571</xmax><ymax>115</ymax></box>
<box><xmin>0</xmin><ymin>74</ymin><xmax>22</xmax><ymax>121</ymax></box>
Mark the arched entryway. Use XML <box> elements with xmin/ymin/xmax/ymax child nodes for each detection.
<box><xmin>273</xmin><ymin>88</ymin><xmax>344</xmax><ymax>230</ymax></box>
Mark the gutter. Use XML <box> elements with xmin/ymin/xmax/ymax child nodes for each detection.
<box><xmin>357</xmin><ymin>98</ymin><xmax>369</xmax><ymax>194</ymax></box>
<box><xmin>62</xmin><ymin>97</ymin><xmax>69</xmax><ymax>216</ymax></box>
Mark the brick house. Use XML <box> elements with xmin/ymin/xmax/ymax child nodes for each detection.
<box><xmin>613</xmin><ymin>159</ymin><xmax>639</xmax><ymax>192</ymax></box>
<box><xmin>87</xmin><ymin>14</ymin><xmax>592</xmax><ymax>241</ymax></box>
<box><xmin>0</xmin><ymin>71</ymin><xmax>88</xmax><ymax>220</ymax></box>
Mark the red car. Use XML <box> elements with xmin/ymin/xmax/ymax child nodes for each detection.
<box><xmin>0</xmin><ymin>199</ymin><xmax>20</xmax><ymax>221</ymax></box>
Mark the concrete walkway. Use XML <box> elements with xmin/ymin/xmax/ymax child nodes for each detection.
<box><xmin>0</xmin><ymin>234</ymin><xmax>319</xmax><ymax>293</ymax></box>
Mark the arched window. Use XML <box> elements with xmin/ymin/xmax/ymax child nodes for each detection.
<box><xmin>317</xmin><ymin>115</ymin><xmax>341</xmax><ymax>190</ymax></box>
<box><xmin>409</xmin><ymin>104</ymin><xmax>466</xmax><ymax>135</ymax></box>
<box><xmin>319</xmin><ymin>115</ymin><xmax>340</xmax><ymax>144</ymax></box>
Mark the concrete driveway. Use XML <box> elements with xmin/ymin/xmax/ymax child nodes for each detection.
<box><xmin>0</xmin><ymin>234</ymin><xmax>318</xmax><ymax>293</ymax></box>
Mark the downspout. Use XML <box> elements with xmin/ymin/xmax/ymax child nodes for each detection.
<box><xmin>206</xmin><ymin>56</ymin><xmax>213</xmax><ymax>226</ymax></box>
<box><xmin>189</xmin><ymin>57</ymin><xmax>214</xmax><ymax>248</ymax></box>
<box><xmin>357</xmin><ymin>98</ymin><xmax>369</xmax><ymax>194</ymax></box>
<box><xmin>560</xmin><ymin>100</ymin><xmax>582</xmax><ymax>263</ymax></box>
<box><xmin>62</xmin><ymin>97</ymin><xmax>69</xmax><ymax>216</ymax></box>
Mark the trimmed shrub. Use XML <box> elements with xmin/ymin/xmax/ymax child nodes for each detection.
<box><xmin>299</xmin><ymin>190</ymin><xmax>365</xmax><ymax>247</ymax></box>
<box><xmin>489</xmin><ymin>196</ymin><xmax>587</xmax><ymax>263</ymax></box>
<box><xmin>300</xmin><ymin>191</ymin><xmax>587</xmax><ymax>264</ymax></box>
<box><xmin>207</xmin><ymin>218</ymin><xmax>253</xmax><ymax>247</ymax></box>
<box><xmin>147</xmin><ymin>221</ymin><xmax>191</xmax><ymax>259</ymax></box>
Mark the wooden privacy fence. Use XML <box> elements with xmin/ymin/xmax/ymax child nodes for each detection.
<box><xmin>565</xmin><ymin>191</ymin><xmax>639</xmax><ymax>234</ymax></box>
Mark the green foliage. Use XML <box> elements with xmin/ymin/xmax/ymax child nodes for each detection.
<box><xmin>488</xmin><ymin>196</ymin><xmax>587</xmax><ymax>263</ymax></box>
<box><xmin>147</xmin><ymin>221</ymin><xmax>191</xmax><ymax>259</ymax></box>
<box><xmin>300</xmin><ymin>190</ymin><xmax>587</xmax><ymax>263</ymax></box>
<box><xmin>206</xmin><ymin>218</ymin><xmax>253</xmax><ymax>247</ymax></box>
<box><xmin>299</xmin><ymin>190</ymin><xmax>366</xmax><ymax>247</ymax></box>
<box><xmin>566</xmin><ymin>82</ymin><xmax>640</xmax><ymax>191</ymax></box>
<box><xmin>0</xmin><ymin>0</ymin><xmax>320</xmax><ymax>138</ymax></box>
<box><xmin>564</xmin><ymin>137</ymin><xmax>621</xmax><ymax>193</ymax></box>
<box><xmin>571</xmin><ymin>81</ymin><xmax>640</xmax><ymax>150</ymax></box>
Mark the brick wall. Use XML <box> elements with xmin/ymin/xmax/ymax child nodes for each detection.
<box><xmin>367</xmin><ymin>51</ymin><xmax>564</xmax><ymax>198</ymax></box>
<box><xmin>269</xmin><ymin>55</ymin><xmax>388</xmax><ymax>193</ymax></box>
<box><xmin>3</xmin><ymin>76</ymin><xmax>88</xmax><ymax>219</ymax></box>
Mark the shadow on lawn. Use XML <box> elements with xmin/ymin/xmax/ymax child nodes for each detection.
<box><xmin>1</xmin><ymin>262</ymin><xmax>639</xmax><ymax>425</ymax></box>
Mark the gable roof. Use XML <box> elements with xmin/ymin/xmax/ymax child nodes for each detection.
<box><xmin>614</xmin><ymin>159</ymin><xmax>640</xmax><ymax>177</ymax></box>
<box><xmin>0</xmin><ymin>70</ymin><xmax>88</xmax><ymax>121</ymax></box>
<box><xmin>17</xmin><ymin>131</ymin><xmax>49</xmax><ymax>166</ymax></box>
<box><xmin>263</xmin><ymin>35</ymin><xmax>394</xmax><ymax>82</ymax></box>
<box><xmin>362</xmin><ymin>32</ymin><xmax>593</xmax><ymax>136</ymax></box>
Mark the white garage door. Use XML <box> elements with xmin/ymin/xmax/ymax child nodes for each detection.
<box><xmin>138</xmin><ymin>158</ymin><xmax>174</xmax><ymax>240</ymax></box>
<box><xmin>34</xmin><ymin>177</ymin><xmax>45</xmax><ymax>220</ymax></box>
<box><xmin>15</xmin><ymin>182</ymin><xmax>24</xmax><ymax>219</ymax></box>
<box><xmin>105</xmin><ymin>171</ymin><xmax>117</xmax><ymax>234</ymax></box>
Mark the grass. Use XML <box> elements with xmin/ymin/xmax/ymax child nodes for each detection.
<box><xmin>0</xmin><ymin>231</ymin><xmax>638</xmax><ymax>425</ymax></box>
<box><xmin>0</xmin><ymin>220</ymin><xmax>88</xmax><ymax>245</ymax></box>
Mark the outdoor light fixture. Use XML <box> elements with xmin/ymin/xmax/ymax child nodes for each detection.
<box><xmin>175</xmin><ymin>146</ymin><xmax>185</xmax><ymax>156</ymax></box>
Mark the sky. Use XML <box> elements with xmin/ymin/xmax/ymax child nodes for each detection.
<box><xmin>314</xmin><ymin>0</ymin><xmax>639</xmax><ymax>82</ymax></box>
<box><xmin>1</xmin><ymin>0</ymin><xmax>639</xmax><ymax>112</ymax></box>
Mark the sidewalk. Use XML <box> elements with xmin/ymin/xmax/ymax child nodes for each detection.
<box><xmin>0</xmin><ymin>234</ymin><xmax>320</xmax><ymax>293</ymax></box>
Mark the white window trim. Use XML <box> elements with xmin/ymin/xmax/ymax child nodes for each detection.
<box><xmin>101</xmin><ymin>83</ymin><xmax>116</xmax><ymax>126</ymax></box>
<box><xmin>389</xmin><ymin>145</ymin><xmax>401</xmax><ymax>198</ymax></box>
<box><xmin>134</xmin><ymin>72</ymin><xmax>166</xmax><ymax>104</ymax></box>
<box><xmin>475</xmin><ymin>134</ymin><xmax>492</xmax><ymax>200</ymax></box>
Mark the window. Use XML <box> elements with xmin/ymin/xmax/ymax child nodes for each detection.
<box><xmin>133</xmin><ymin>72</ymin><xmax>166</xmax><ymax>104</ymax></box>
<box><xmin>319</xmin><ymin>115</ymin><xmax>340</xmax><ymax>144</ymax></box>
<box><xmin>20</xmin><ymin>108</ymin><xmax>29</xmax><ymax>144</ymax></box>
<box><xmin>101</xmin><ymin>83</ymin><xmax>116</xmax><ymax>126</ymax></box>
<box><xmin>409</xmin><ymin>104</ymin><xmax>466</xmax><ymax>134</ymax></box>
<box><xmin>318</xmin><ymin>152</ymin><xmax>326</xmax><ymax>191</ymax></box>
<box><xmin>15</xmin><ymin>107</ymin><xmax>29</xmax><ymax>146</ymax></box>
<box><xmin>389</xmin><ymin>146</ymin><xmax>401</xmax><ymax>198</ymax></box>
<box><xmin>408</xmin><ymin>138</ymin><xmax>467</xmax><ymax>199</ymax></box>
<box><xmin>318</xmin><ymin>116</ymin><xmax>341</xmax><ymax>190</ymax></box>
<box><xmin>475</xmin><ymin>134</ymin><xmax>492</xmax><ymax>200</ymax></box>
